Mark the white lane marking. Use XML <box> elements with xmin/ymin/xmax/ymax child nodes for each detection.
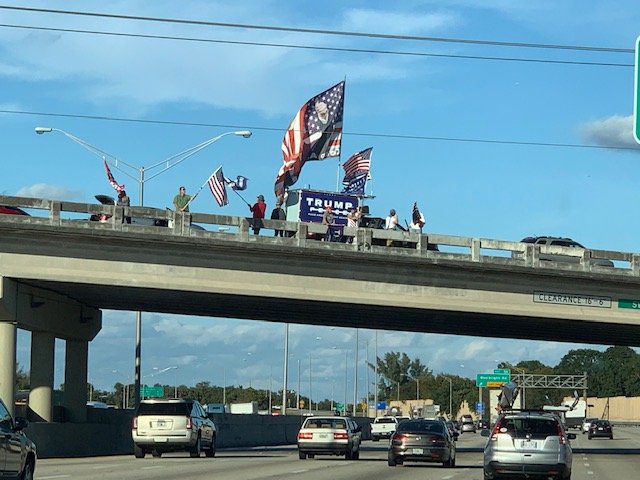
<box><xmin>442</xmin><ymin>475</ymin><xmax>456</xmax><ymax>479</ymax></box>
<box><xmin>587</xmin><ymin>471</ymin><xmax>594</xmax><ymax>475</ymax></box>
<box><xmin>38</xmin><ymin>476</ymin><xmax>71</xmax><ymax>479</ymax></box>
<box><xmin>93</xmin><ymin>464</ymin><xmax>125</xmax><ymax>469</ymax></box>
<box><xmin>291</xmin><ymin>469</ymin><xmax>310</xmax><ymax>474</ymax></box>
<box><xmin>584</xmin><ymin>463</ymin><xmax>590</xmax><ymax>466</ymax></box>
<box><xmin>141</xmin><ymin>465</ymin><xmax>164</xmax><ymax>470</ymax></box>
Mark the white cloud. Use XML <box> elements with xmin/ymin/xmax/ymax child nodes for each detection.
<box><xmin>581</xmin><ymin>115</ymin><xmax>640</xmax><ymax>150</ymax></box>
<box><xmin>15</xmin><ymin>183</ymin><xmax>83</xmax><ymax>200</ymax></box>
<box><xmin>342</xmin><ymin>9</ymin><xmax>459</xmax><ymax>35</ymax></box>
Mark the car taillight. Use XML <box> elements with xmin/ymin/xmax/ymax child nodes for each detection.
<box><xmin>298</xmin><ymin>432</ymin><xmax>313</xmax><ymax>440</ymax></box>
<box><xmin>431</xmin><ymin>435</ymin><xmax>445</xmax><ymax>444</ymax></box>
<box><xmin>334</xmin><ymin>432</ymin><xmax>349</xmax><ymax>440</ymax></box>
<box><xmin>489</xmin><ymin>419</ymin><xmax>503</xmax><ymax>441</ymax></box>
<box><xmin>391</xmin><ymin>433</ymin><xmax>408</xmax><ymax>445</ymax></box>
<box><xmin>132</xmin><ymin>417</ymin><xmax>138</xmax><ymax>429</ymax></box>
<box><xmin>556</xmin><ymin>422</ymin><xmax>567</xmax><ymax>445</ymax></box>
<box><xmin>186</xmin><ymin>416</ymin><xmax>193</xmax><ymax>430</ymax></box>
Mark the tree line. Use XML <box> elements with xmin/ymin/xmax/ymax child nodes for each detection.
<box><xmin>14</xmin><ymin>346</ymin><xmax>640</xmax><ymax>415</ymax></box>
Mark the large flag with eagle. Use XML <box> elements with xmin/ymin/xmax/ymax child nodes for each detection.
<box><xmin>275</xmin><ymin>80</ymin><xmax>345</xmax><ymax>197</ymax></box>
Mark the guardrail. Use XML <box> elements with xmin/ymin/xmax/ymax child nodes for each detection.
<box><xmin>1</xmin><ymin>195</ymin><xmax>638</xmax><ymax>276</ymax></box>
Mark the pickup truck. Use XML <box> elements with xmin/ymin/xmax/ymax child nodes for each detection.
<box><xmin>371</xmin><ymin>416</ymin><xmax>410</xmax><ymax>442</ymax></box>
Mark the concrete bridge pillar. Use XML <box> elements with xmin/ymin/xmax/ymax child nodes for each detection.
<box><xmin>0</xmin><ymin>320</ymin><xmax>17</xmax><ymax>417</ymax></box>
<box><xmin>29</xmin><ymin>331</ymin><xmax>55</xmax><ymax>422</ymax></box>
<box><xmin>63</xmin><ymin>339</ymin><xmax>89</xmax><ymax>423</ymax></box>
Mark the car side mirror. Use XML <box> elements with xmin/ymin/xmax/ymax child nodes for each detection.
<box><xmin>13</xmin><ymin>417</ymin><xmax>28</xmax><ymax>431</ymax></box>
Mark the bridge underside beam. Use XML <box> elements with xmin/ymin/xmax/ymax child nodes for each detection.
<box><xmin>18</xmin><ymin>280</ymin><xmax>640</xmax><ymax>347</ymax></box>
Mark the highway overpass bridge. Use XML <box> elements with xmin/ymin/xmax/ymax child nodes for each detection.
<box><xmin>1</xmin><ymin>194</ymin><xmax>640</xmax><ymax>426</ymax></box>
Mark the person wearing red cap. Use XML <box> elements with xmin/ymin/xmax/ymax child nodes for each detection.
<box><xmin>249</xmin><ymin>194</ymin><xmax>267</xmax><ymax>234</ymax></box>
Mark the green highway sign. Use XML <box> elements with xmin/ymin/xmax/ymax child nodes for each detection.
<box><xmin>618</xmin><ymin>299</ymin><xmax>640</xmax><ymax>309</ymax></box>
<box><xmin>493</xmin><ymin>369</ymin><xmax>510</xmax><ymax>375</ymax></box>
<box><xmin>635</xmin><ymin>35</ymin><xmax>640</xmax><ymax>144</ymax></box>
<box><xmin>141</xmin><ymin>386</ymin><xmax>164</xmax><ymax>397</ymax></box>
<box><xmin>476</xmin><ymin>373</ymin><xmax>511</xmax><ymax>387</ymax></box>
<box><xmin>335</xmin><ymin>402</ymin><xmax>345</xmax><ymax>412</ymax></box>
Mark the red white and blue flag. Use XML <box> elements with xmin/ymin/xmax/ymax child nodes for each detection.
<box><xmin>275</xmin><ymin>80</ymin><xmax>345</xmax><ymax>197</ymax></box>
<box><xmin>208</xmin><ymin>166</ymin><xmax>228</xmax><ymax>207</ymax></box>
<box><xmin>103</xmin><ymin>160</ymin><xmax>125</xmax><ymax>193</ymax></box>
<box><xmin>342</xmin><ymin>147</ymin><xmax>372</xmax><ymax>180</ymax></box>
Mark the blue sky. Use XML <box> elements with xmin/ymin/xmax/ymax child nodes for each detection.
<box><xmin>3</xmin><ymin>1</ymin><xmax>640</xmax><ymax>402</ymax></box>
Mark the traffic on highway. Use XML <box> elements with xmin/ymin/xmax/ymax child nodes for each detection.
<box><xmin>31</xmin><ymin>424</ymin><xmax>640</xmax><ymax>480</ymax></box>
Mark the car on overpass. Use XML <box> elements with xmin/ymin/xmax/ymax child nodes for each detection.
<box><xmin>516</xmin><ymin>236</ymin><xmax>614</xmax><ymax>267</ymax></box>
<box><xmin>0</xmin><ymin>205</ymin><xmax>29</xmax><ymax>216</ymax></box>
<box><xmin>132</xmin><ymin>398</ymin><xmax>216</xmax><ymax>458</ymax></box>
<box><xmin>0</xmin><ymin>396</ymin><xmax>37</xmax><ymax>480</ymax></box>
<box><xmin>297</xmin><ymin>416</ymin><xmax>362</xmax><ymax>460</ymax></box>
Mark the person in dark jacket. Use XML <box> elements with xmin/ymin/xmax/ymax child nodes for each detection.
<box><xmin>270</xmin><ymin>200</ymin><xmax>286</xmax><ymax>237</ymax></box>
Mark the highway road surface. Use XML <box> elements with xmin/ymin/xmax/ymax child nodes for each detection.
<box><xmin>35</xmin><ymin>426</ymin><xmax>640</xmax><ymax>480</ymax></box>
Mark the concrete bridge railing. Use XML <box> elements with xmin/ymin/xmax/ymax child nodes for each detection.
<box><xmin>1</xmin><ymin>194</ymin><xmax>634</xmax><ymax>276</ymax></box>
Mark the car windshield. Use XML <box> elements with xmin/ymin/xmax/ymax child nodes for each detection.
<box><xmin>397</xmin><ymin>420</ymin><xmax>444</xmax><ymax>434</ymax></box>
<box><xmin>137</xmin><ymin>402</ymin><xmax>191</xmax><ymax>415</ymax></box>
<box><xmin>500</xmin><ymin>416</ymin><xmax>559</xmax><ymax>440</ymax></box>
<box><xmin>375</xmin><ymin>417</ymin><xmax>397</xmax><ymax>424</ymax></box>
<box><xmin>304</xmin><ymin>418</ymin><xmax>347</xmax><ymax>429</ymax></box>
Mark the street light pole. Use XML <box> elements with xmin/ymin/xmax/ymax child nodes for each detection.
<box><xmin>35</xmin><ymin>126</ymin><xmax>251</xmax><ymax>409</ymax></box>
<box><xmin>353</xmin><ymin>328</ymin><xmax>358</xmax><ymax>416</ymax></box>
<box><xmin>282</xmin><ymin>323</ymin><xmax>289</xmax><ymax>415</ymax></box>
<box><xmin>449</xmin><ymin>377</ymin><xmax>453</xmax><ymax>418</ymax></box>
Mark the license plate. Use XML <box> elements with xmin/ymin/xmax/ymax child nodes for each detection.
<box><xmin>412</xmin><ymin>448</ymin><xmax>424</xmax><ymax>455</ymax></box>
<box><xmin>519</xmin><ymin>440</ymin><xmax>538</xmax><ymax>449</ymax></box>
<box><xmin>598</xmin><ymin>427</ymin><xmax>604</xmax><ymax>431</ymax></box>
<box><xmin>317</xmin><ymin>433</ymin><xmax>329</xmax><ymax>439</ymax></box>
<box><xmin>156</xmin><ymin>420</ymin><xmax>166</xmax><ymax>427</ymax></box>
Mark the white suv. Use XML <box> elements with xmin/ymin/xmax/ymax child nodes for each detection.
<box><xmin>132</xmin><ymin>398</ymin><xmax>216</xmax><ymax>458</ymax></box>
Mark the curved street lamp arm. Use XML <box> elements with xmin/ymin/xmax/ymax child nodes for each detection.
<box><xmin>143</xmin><ymin>131</ymin><xmax>251</xmax><ymax>183</ymax></box>
<box><xmin>36</xmin><ymin>127</ymin><xmax>142</xmax><ymax>184</ymax></box>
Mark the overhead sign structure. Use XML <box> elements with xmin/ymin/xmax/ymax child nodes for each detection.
<box><xmin>493</xmin><ymin>369</ymin><xmax>510</xmax><ymax>375</ymax></box>
<box><xmin>476</xmin><ymin>373</ymin><xmax>511</xmax><ymax>387</ymax></box>
<box><xmin>636</xmin><ymin>35</ymin><xmax>640</xmax><ymax>144</ymax></box>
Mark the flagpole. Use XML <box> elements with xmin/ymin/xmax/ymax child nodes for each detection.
<box><xmin>336</xmin><ymin>75</ymin><xmax>347</xmax><ymax>192</ymax></box>
<box><xmin>230</xmin><ymin>188</ymin><xmax>251</xmax><ymax>207</ymax></box>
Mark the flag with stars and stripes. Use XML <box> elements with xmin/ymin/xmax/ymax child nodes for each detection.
<box><xmin>275</xmin><ymin>80</ymin><xmax>345</xmax><ymax>197</ymax></box>
<box><xmin>342</xmin><ymin>147</ymin><xmax>372</xmax><ymax>181</ymax></box>
<box><xmin>207</xmin><ymin>166</ymin><xmax>228</xmax><ymax>207</ymax></box>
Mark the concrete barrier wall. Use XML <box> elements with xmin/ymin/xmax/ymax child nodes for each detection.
<box><xmin>24</xmin><ymin>410</ymin><xmax>372</xmax><ymax>458</ymax></box>
<box><xmin>587</xmin><ymin>396</ymin><xmax>640</xmax><ymax>422</ymax></box>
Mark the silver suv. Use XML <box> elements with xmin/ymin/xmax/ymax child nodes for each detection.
<box><xmin>481</xmin><ymin>410</ymin><xmax>576</xmax><ymax>480</ymax></box>
<box><xmin>516</xmin><ymin>236</ymin><xmax>613</xmax><ymax>267</ymax></box>
<box><xmin>132</xmin><ymin>398</ymin><xmax>216</xmax><ymax>458</ymax></box>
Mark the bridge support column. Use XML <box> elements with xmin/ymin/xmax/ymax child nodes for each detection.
<box><xmin>63</xmin><ymin>339</ymin><xmax>88</xmax><ymax>423</ymax></box>
<box><xmin>0</xmin><ymin>320</ymin><xmax>17</xmax><ymax>417</ymax></box>
<box><xmin>29</xmin><ymin>331</ymin><xmax>55</xmax><ymax>422</ymax></box>
<box><xmin>0</xmin><ymin>277</ymin><xmax>18</xmax><ymax>417</ymax></box>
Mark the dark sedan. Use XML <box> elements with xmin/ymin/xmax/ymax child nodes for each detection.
<box><xmin>388</xmin><ymin>419</ymin><xmax>456</xmax><ymax>467</ymax></box>
<box><xmin>587</xmin><ymin>419</ymin><xmax>613</xmax><ymax>439</ymax></box>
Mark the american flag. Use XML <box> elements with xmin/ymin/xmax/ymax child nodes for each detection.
<box><xmin>275</xmin><ymin>80</ymin><xmax>345</xmax><ymax>197</ymax></box>
<box><xmin>103</xmin><ymin>160</ymin><xmax>125</xmax><ymax>192</ymax></box>
<box><xmin>208</xmin><ymin>167</ymin><xmax>228</xmax><ymax>207</ymax></box>
<box><xmin>342</xmin><ymin>147</ymin><xmax>372</xmax><ymax>180</ymax></box>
